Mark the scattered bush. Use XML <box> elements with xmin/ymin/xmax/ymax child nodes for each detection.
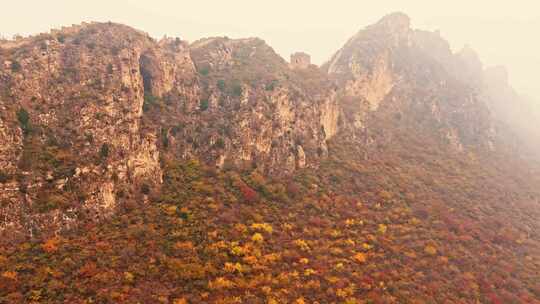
<box><xmin>214</xmin><ymin>138</ymin><xmax>225</xmax><ymax>149</ymax></box>
<box><xmin>99</xmin><ymin>143</ymin><xmax>110</xmax><ymax>159</ymax></box>
<box><xmin>199</xmin><ymin>67</ymin><xmax>210</xmax><ymax>76</ymax></box>
<box><xmin>10</xmin><ymin>61</ymin><xmax>21</xmax><ymax>72</ymax></box>
<box><xmin>232</xmin><ymin>84</ymin><xmax>243</xmax><ymax>97</ymax></box>
<box><xmin>143</xmin><ymin>93</ymin><xmax>159</xmax><ymax>112</ymax></box>
<box><xmin>217</xmin><ymin>79</ymin><xmax>226</xmax><ymax>91</ymax></box>
<box><xmin>0</xmin><ymin>171</ymin><xmax>9</xmax><ymax>183</ymax></box>
<box><xmin>141</xmin><ymin>183</ymin><xmax>151</xmax><ymax>195</ymax></box>
<box><xmin>200</xmin><ymin>99</ymin><xmax>209</xmax><ymax>111</ymax></box>
<box><xmin>16</xmin><ymin>108</ymin><xmax>30</xmax><ymax>135</ymax></box>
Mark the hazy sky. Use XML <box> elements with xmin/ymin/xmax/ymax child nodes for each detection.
<box><xmin>2</xmin><ymin>1</ymin><xmax>539</xmax><ymax>100</ymax></box>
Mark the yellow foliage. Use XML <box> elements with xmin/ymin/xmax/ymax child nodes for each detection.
<box><xmin>326</xmin><ymin>276</ymin><xmax>340</xmax><ymax>283</ymax></box>
<box><xmin>124</xmin><ymin>271</ymin><xmax>135</xmax><ymax>283</ymax></box>
<box><xmin>304</xmin><ymin>268</ymin><xmax>317</xmax><ymax>276</ymax></box>
<box><xmin>164</xmin><ymin>205</ymin><xmax>178</xmax><ymax>216</ymax></box>
<box><xmin>330</xmin><ymin>247</ymin><xmax>344</xmax><ymax>255</ymax></box>
<box><xmin>1</xmin><ymin>271</ymin><xmax>17</xmax><ymax>280</ymax></box>
<box><xmin>267</xmin><ymin>298</ymin><xmax>279</xmax><ymax>304</ymax></box>
<box><xmin>405</xmin><ymin>251</ymin><xmax>417</xmax><ymax>258</ymax></box>
<box><xmin>299</xmin><ymin>258</ymin><xmax>309</xmax><ymax>264</ymax></box>
<box><xmin>243</xmin><ymin>255</ymin><xmax>258</xmax><ymax>265</ymax></box>
<box><xmin>231</xmin><ymin>244</ymin><xmax>247</xmax><ymax>256</ymax></box>
<box><xmin>304</xmin><ymin>279</ymin><xmax>321</xmax><ymax>290</ymax></box>
<box><xmin>282</xmin><ymin>223</ymin><xmax>293</xmax><ymax>230</ymax></box>
<box><xmin>409</xmin><ymin>218</ymin><xmax>421</xmax><ymax>225</ymax></box>
<box><xmin>251</xmin><ymin>223</ymin><xmax>273</xmax><ymax>233</ymax></box>
<box><xmin>362</xmin><ymin>243</ymin><xmax>373</xmax><ymax>250</ymax></box>
<box><xmin>173</xmin><ymin>298</ymin><xmax>188</xmax><ymax>304</ymax></box>
<box><xmin>294</xmin><ymin>239</ymin><xmax>310</xmax><ymax>251</ymax></box>
<box><xmin>345</xmin><ymin>219</ymin><xmax>357</xmax><ymax>227</ymax></box>
<box><xmin>262</xmin><ymin>253</ymin><xmax>281</xmax><ymax>264</ymax></box>
<box><xmin>353</xmin><ymin>252</ymin><xmax>367</xmax><ymax>263</ymax></box>
<box><xmin>252</xmin><ymin>233</ymin><xmax>264</xmax><ymax>243</ymax></box>
<box><xmin>174</xmin><ymin>241</ymin><xmax>195</xmax><ymax>251</ymax></box>
<box><xmin>439</xmin><ymin>256</ymin><xmax>449</xmax><ymax>264</ymax></box>
<box><xmin>42</xmin><ymin>237</ymin><xmax>60</xmax><ymax>253</ymax></box>
<box><xmin>209</xmin><ymin>277</ymin><xmax>235</xmax><ymax>289</ymax></box>
<box><xmin>330</xmin><ymin>229</ymin><xmax>342</xmax><ymax>238</ymax></box>
<box><xmin>378</xmin><ymin>224</ymin><xmax>388</xmax><ymax>234</ymax></box>
<box><xmin>261</xmin><ymin>286</ymin><xmax>272</xmax><ymax>294</ymax></box>
<box><xmin>234</xmin><ymin>223</ymin><xmax>248</xmax><ymax>234</ymax></box>
<box><xmin>424</xmin><ymin>245</ymin><xmax>438</xmax><ymax>255</ymax></box>
<box><xmin>224</xmin><ymin>262</ymin><xmax>245</xmax><ymax>273</ymax></box>
<box><xmin>294</xmin><ymin>298</ymin><xmax>306</xmax><ymax>304</ymax></box>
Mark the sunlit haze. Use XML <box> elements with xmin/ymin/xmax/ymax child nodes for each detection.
<box><xmin>2</xmin><ymin>0</ymin><xmax>539</xmax><ymax>101</ymax></box>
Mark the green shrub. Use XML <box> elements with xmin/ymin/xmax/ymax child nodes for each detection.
<box><xmin>99</xmin><ymin>143</ymin><xmax>110</xmax><ymax>159</ymax></box>
<box><xmin>214</xmin><ymin>138</ymin><xmax>225</xmax><ymax>149</ymax></box>
<box><xmin>217</xmin><ymin>79</ymin><xmax>226</xmax><ymax>91</ymax></box>
<box><xmin>232</xmin><ymin>84</ymin><xmax>243</xmax><ymax>97</ymax></box>
<box><xmin>0</xmin><ymin>171</ymin><xmax>9</xmax><ymax>183</ymax></box>
<box><xmin>141</xmin><ymin>183</ymin><xmax>151</xmax><ymax>195</ymax></box>
<box><xmin>161</xmin><ymin>128</ymin><xmax>169</xmax><ymax>148</ymax></box>
<box><xmin>16</xmin><ymin>108</ymin><xmax>30</xmax><ymax>135</ymax></box>
<box><xmin>265</xmin><ymin>80</ymin><xmax>278</xmax><ymax>91</ymax></box>
<box><xmin>10</xmin><ymin>61</ymin><xmax>21</xmax><ymax>72</ymax></box>
<box><xmin>200</xmin><ymin>99</ymin><xmax>209</xmax><ymax>111</ymax></box>
<box><xmin>143</xmin><ymin>93</ymin><xmax>159</xmax><ymax>112</ymax></box>
<box><xmin>199</xmin><ymin>67</ymin><xmax>210</xmax><ymax>76</ymax></box>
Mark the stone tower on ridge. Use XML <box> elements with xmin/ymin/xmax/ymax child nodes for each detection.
<box><xmin>290</xmin><ymin>52</ymin><xmax>311</xmax><ymax>69</ymax></box>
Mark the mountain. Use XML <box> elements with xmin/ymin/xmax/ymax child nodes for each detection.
<box><xmin>0</xmin><ymin>14</ymin><xmax>539</xmax><ymax>303</ymax></box>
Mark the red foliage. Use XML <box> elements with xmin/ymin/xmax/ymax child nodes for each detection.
<box><xmin>239</xmin><ymin>184</ymin><xmax>258</xmax><ymax>203</ymax></box>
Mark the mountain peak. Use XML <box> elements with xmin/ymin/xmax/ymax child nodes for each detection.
<box><xmin>375</xmin><ymin>12</ymin><xmax>411</xmax><ymax>31</ymax></box>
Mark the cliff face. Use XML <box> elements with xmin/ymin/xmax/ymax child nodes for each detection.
<box><xmin>161</xmin><ymin>37</ymin><xmax>340</xmax><ymax>175</ymax></box>
<box><xmin>324</xmin><ymin>13</ymin><xmax>496</xmax><ymax>152</ymax></box>
<box><xmin>0</xmin><ymin>23</ymin><xmax>340</xmax><ymax>234</ymax></box>
<box><xmin>0</xmin><ymin>15</ymin><xmax>536</xmax><ymax>236</ymax></box>
<box><xmin>0</xmin><ymin>23</ymin><xmax>170</xmax><ymax>233</ymax></box>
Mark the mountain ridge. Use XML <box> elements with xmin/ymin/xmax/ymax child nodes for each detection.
<box><xmin>1</xmin><ymin>13</ymin><xmax>540</xmax><ymax>303</ymax></box>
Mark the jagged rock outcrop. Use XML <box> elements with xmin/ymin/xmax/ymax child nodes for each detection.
<box><xmin>324</xmin><ymin>12</ymin><xmax>496</xmax><ymax>152</ymax></box>
<box><xmin>0</xmin><ymin>23</ymin><xmax>168</xmax><ymax>233</ymax></box>
<box><xmin>163</xmin><ymin>37</ymin><xmax>339</xmax><ymax>175</ymax></box>
<box><xmin>0</xmin><ymin>23</ymin><xmax>340</xmax><ymax>235</ymax></box>
<box><xmin>0</xmin><ymin>14</ymin><xmax>536</xmax><ymax>237</ymax></box>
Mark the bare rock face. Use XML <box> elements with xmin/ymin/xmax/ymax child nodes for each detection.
<box><xmin>163</xmin><ymin>37</ymin><xmax>340</xmax><ymax>175</ymax></box>
<box><xmin>0</xmin><ymin>24</ymin><xmax>341</xmax><ymax>235</ymax></box>
<box><xmin>323</xmin><ymin>13</ymin><xmax>496</xmax><ymax>152</ymax></box>
<box><xmin>0</xmin><ymin>15</ymin><xmax>529</xmax><ymax>237</ymax></box>
<box><xmin>0</xmin><ymin>23</ymin><xmax>168</xmax><ymax>233</ymax></box>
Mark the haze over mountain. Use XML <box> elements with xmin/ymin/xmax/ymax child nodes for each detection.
<box><xmin>2</xmin><ymin>0</ymin><xmax>540</xmax><ymax>103</ymax></box>
<box><xmin>0</xmin><ymin>10</ymin><xmax>539</xmax><ymax>304</ymax></box>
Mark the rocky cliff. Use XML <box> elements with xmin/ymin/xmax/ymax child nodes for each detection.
<box><xmin>0</xmin><ymin>22</ymin><xmax>340</xmax><ymax>235</ymax></box>
<box><xmin>324</xmin><ymin>12</ymin><xmax>496</xmax><ymax>153</ymax></box>
<box><xmin>0</xmin><ymin>15</ymin><xmax>536</xmax><ymax>237</ymax></box>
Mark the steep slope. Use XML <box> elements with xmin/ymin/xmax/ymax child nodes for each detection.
<box><xmin>0</xmin><ymin>23</ymin><xmax>168</xmax><ymax>235</ymax></box>
<box><xmin>324</xmin><ymin>12</ymin><xmax>495</xmax><ymax>153</ymax></box>
<box><xmin>0</xmin><ymin>23</ymin><xmax>340</xmax><ymax>237</ymax></box>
